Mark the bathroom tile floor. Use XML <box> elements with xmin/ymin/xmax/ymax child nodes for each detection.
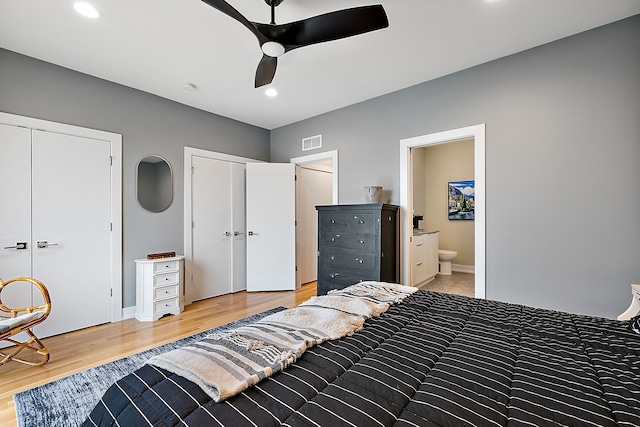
<box><xmin>419</xmin><ymin>272</ymin><xmax>475</xmax><ymax>297</ymax></box>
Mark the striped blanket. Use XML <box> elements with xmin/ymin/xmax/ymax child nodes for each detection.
<box><xmin>146</xmin><ymin>281</ymin><xmax>416</xmax><ymax>402</ymax></box>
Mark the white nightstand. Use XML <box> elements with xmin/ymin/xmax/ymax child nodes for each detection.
<box><xmin>135</xmin><ymin>256</ymin><xmax>184</xmax><ymax>321</ymax></box>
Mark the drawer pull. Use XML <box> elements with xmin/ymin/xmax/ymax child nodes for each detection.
<box><xmin>330</xmin><ymin>219</ymin><xmax>335</xmax><ymax>224</ymax></box>
<box><xmin>416</xmin><ymin>243</ymin><xmax>423</xmax><ymax>247</ymax></box>
<box><xmin>329</xmin><ymin>273</ymin><xmax>340</xmax><ymax>279</ymax></box>
<box><xmin>331</xmin><ymin>238</ymin><xmax>335</xmax><ymax>242</ymax></box>
<box><xmin>355</xmin><ymin>258</ymin><xmax>364</xmax><ymax>264</ymax></box>
<box><xmin>359</xmin><ymin>240</ymin><xmax>365</xmax><ymax>244</ymax></box>
<box><xmin>330</xmin><ymin>255</ymin><xmax>335</xmax><ymax>260</ymax></box>
<box><xmin>417</xmin><ymin>262</ymin><xmax>423</xmax><ymax>266</ymax></box>
<box><xmin>358</xmin><ymin>220</ymin><xmax>364</xmax><ymax>224</ymax></box>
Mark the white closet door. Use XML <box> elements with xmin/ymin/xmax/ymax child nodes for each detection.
<box><xmin>0</xmin><ymin>124</ymin><xmax>32</xmax><ymax>309</ymax></box>
<box><xmin>246</xmin><ymin>163</ymin><xmax>296</xmax><ymax>291</ymax></box>
<box><xmin>31</xmin><ymin>130</ymin><xmax>112</xmax><ymax>337</ymax></box>
<box><xmin>231</xmin><ymin>162</ymin><xmax>247</xmax><ymax>292</ymax></box>
<box><xmin>191</xmin><ymin>156</ymin><xmax>233</xmax><ymax>300</ymax></box>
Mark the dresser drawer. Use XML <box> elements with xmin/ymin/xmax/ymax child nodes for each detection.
<box><xmin>318</xmin><ymin>268</ymin><xmax>376</xmax><ymax>285</ymax></box>
<box><xmin>319</xmin><ymin>232</ymin><xmax>376</xmax><ymax>251</ymax></box>
<box><xmin>153</xmin><ymin>272</ymin><xmax>179</xmax><ymax>287</ymax></box>
<box><xmin>153</xmin><ymin>260</ymin><xmax>180</xmax><ymax>273</ymax></box>
<box><xmin>319</xmin><ymin>213</ymin><xmax>376</xmax><ymax>231</ymax></box>
<box><xmin>153</xmin><ymin>284</ymin><xmax>179</xmax><ymax>301</ymax></box>
<box><xmin>319</xmin><ymin>248</ymin><xmax>376</xmax><ymax>272</ymax></box>
<box><xmin>154</xmin><ymin>297</ymin><xmax>179</xmax><ymax>313</ymax></box>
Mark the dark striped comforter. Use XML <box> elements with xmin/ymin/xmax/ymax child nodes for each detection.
<box><xmin>83</xmin><ymin>291</ymin><xmax>640</xmax><ymax>426</ymax></box>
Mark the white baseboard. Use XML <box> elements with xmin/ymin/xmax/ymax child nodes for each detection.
<box><xmin>452</xmin><ymin>264</ymin><xmax>475</xmax><ymax>274</ymax></box>
<box><xmin>122</xmin><ymin>306</ymin><xmax>136</xmax><ymax>320</ymax></box>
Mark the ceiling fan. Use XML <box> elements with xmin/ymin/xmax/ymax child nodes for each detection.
<box><xmin>201</xmin><ymin>0</ymin><xmax>389</xmax><ymax>88</ymax></box>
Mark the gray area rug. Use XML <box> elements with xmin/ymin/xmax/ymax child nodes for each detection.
<box><xmin>13</xmin><ymin>307</ymin><xmax>286</xmax><ymax>427</ymax></box>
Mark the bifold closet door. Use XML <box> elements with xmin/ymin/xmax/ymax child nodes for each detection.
<box><xmin>246</xmin><ymin>163</ymin><xmax>296</xmax><ymax>292</ymax></box>
<box><xmin>0</xmin><ymin>125</ymin><xmax>112</xmax><ymax>338</ymax></box>
<box><xmin>190</xmin><ymin>156</ymin><xmax>246</xmax><ymax>301</ymax></box>
<box><xmin>0</xmin><ymin>124</ymin><xmax>32</xmax><ymax>309</ymax></box>
<box><xmin>31</xmin><ymin>130</ymin><xmax>112</xmax><ymax>337</ymax></box>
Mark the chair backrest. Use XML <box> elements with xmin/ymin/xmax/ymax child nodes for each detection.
<box><xmin>0</xmin><ymin>277</ymin><xmax>51</xmax><ymax>322</ymax></box>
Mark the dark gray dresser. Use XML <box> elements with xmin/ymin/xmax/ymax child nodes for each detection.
<box><xmin>316</xmin><ymin>204</ymin><xmax>399</xmax><ymax>295</ymax></box>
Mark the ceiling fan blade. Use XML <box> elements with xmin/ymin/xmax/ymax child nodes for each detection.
<box><xmin>255</xmin><ymin>5</ymin><xmax>388</xmax><ymax>50</ymax></box>
<box><xmin>255</xmin><ymin>55</ymin><xmax>277</xmax><ymax>88</ymax></box>
<box><xmin>201</xmin><ymin>0</ymin><xmax>268</xmax><ymax>45</ymax></box>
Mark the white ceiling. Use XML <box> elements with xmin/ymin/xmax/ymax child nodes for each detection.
<box><xmin>1</xmin><ymin>1</ymin><xmax>639</xmax><ymax>130</ymax></box>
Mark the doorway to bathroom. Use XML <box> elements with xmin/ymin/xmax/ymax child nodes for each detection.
<box><xmin>399</xmin><ymin>124</ymin><xmax>486</xmax><ymax>298</ymax></box>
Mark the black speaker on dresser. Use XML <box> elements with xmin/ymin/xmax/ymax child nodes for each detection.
<box><xmin>315</xmin><ymin>204</ymin><xmax>399</xmax><ymax>295</ymax></box>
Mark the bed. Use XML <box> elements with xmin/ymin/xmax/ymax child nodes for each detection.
<box><xmin>83</xmin><ymin>283</ymin><xmax>640</xmax><ymax>426</ymax></box>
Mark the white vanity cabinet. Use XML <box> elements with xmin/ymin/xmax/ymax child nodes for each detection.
<box><xmin>135</xmin><ymin>256</ymin><xmax>184</xmax><ymax>321</ymax></box>
<box><xmin>412</xmin><ymin>232</ymin><xmax>439</xmax><ymax>286</ymax></box>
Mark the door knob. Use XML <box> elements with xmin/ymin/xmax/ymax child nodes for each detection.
<box><xmin>3</xmin><ymin>242</ymin><xmax>27</xmax><ymax>250</ymax></box>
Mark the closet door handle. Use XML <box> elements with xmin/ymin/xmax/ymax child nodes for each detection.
<box><xmin>37</xmin><ymin>241</ymin><xmax>59</xmax><ymax>249</ymax></box>
<box><xmin>4</xmin><ymin>242</ymin><xmax>27</xmax><ymax>250</ymax></box>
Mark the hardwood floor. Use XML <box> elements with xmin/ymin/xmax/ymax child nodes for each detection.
<box><xmin>0</xmin><ymin>282</ymin><xmax>316</xmax><ymax>427</ymax></box>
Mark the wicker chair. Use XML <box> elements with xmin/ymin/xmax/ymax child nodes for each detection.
<box><xmin>0</xmin><ymin>277</ymin><xmax>51</xmax><ymax>366</ymax></box>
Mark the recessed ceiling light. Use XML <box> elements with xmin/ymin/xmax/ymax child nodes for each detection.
<box><xmin>74</xmin><ymin>2</ymin><xmax>101</xmax><ymax>19</ymax></box>
<box><xmin>265</xmin><ymin>88</ymin><xmax>278</xmax><ymax>97</ymax></box>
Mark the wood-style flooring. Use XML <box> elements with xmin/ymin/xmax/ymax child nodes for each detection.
<box><xmin>0</xmin><ymin>282</ymin><xmax>317</xmax><ymax>427</ymax></box>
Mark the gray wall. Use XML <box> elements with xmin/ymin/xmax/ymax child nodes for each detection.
<box><xmin>0</xmin><ymin>48</ymin><xmax>270</xmax><ymax>308</ymax></box>
<box><xmin>271</xmin><ymin>15</ymin><xmax>640</xmax><ymax>318</ymax></box>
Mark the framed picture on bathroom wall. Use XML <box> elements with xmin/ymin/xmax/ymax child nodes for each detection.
<box><xmin>448</xmin><ymin>180</ymin><xmax>475</xmax><ymax>220</ymax></box>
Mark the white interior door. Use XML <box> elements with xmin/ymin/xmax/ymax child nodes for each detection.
<box><xmin>246</xmin><ymin>163</ymin><xmax>296</xmax><ymax>291</ymax></box>
<box><xmin>191</xmin><ymin>156</ymin><xmax>234</xmax><ymax>300</ymax></box>
<box><xmin>0</xmin><ymin>124</ymin><xmax>32</xmax><ymax>309</ymax></box>
<box><xmin>296</xmin><ymin>165</ymin><xmax>333</xmax><ymax>285</ymax></box>
<box><xmin>31</xmin><ymin>130</ymin><xmax>112</xmax><ymax>337</ymax></box>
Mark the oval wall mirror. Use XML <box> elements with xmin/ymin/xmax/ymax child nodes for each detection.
<box><xmin>136</xmin><ymin>155</ymin><xmax>173</xmax><ymax>212</ymax></box>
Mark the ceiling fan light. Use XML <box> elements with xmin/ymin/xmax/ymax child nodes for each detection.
<box><xmin>74</xmin><ymin>2</ymin><xmax>101</xmax><ymax>18</ymax></box>
<box><xmin>261</xmin><ymin>41</ymin><xmax>285</xmax><ymax>58</ymax></box>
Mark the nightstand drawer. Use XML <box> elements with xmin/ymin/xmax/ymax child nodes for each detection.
<box><xmin>153</xmin><ymin>272</ymin><xmax>179</xmax><ymax>287</ymax></box>
<box><xmin>153</xmin><ymin>260</ymin><xmax>179</xmax><ymax>273</ymax></box>
<box><xmin>153</xmin><ymin>284</ymin><xmax>179</xmax><ymax>301</ymax></box>
<box><xmin>154</xmin><ymin>297</ymin><xmax>178</xmax><ymax>313</ymax></box>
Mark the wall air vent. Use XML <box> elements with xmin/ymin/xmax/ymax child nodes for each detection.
<box><xmin>302</xmin><ymin>135</ymin><xmax>322</xmax><ymax>151</ymax></box>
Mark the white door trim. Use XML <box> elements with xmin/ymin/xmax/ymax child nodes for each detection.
<box><xmin>400</xmin><ymin>124</ymin><xmax>486</xmax><ymax>299</ymax></box>
<box><xmin>0</xmin><ymin>111</ymin><xmax>123</xmax><ymax>322</ymax></box>
<box><xmin>183</xmin><ymin>147</ymin><xmax>263</xmax><ymax>303</ymax></box>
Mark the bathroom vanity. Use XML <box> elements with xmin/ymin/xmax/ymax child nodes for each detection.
<box><xmin>412</xmin><ymin>230</ymin><xmax>439</xmax><ymax>286</ymax></box>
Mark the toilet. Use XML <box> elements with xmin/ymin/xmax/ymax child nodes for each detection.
<box><xmin>438</xmin><ymin>250</ymin><xmax>458</xmax><ymax>275</ymax></box>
